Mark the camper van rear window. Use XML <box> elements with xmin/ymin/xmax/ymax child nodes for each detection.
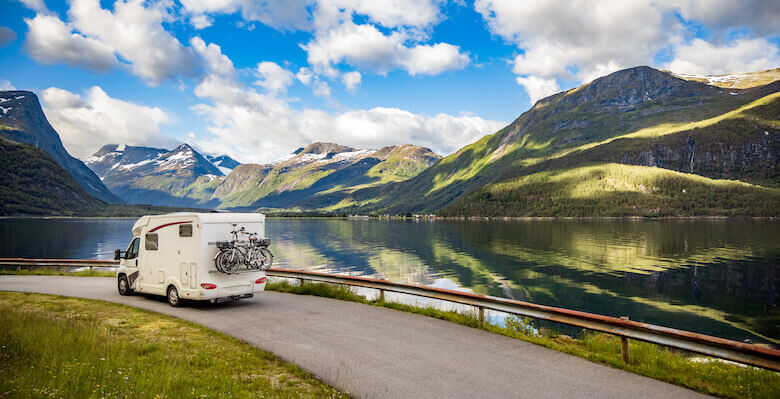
<box><xmin>179</xmin><ymin>224</ymin><xmax>193</xmax><ymax>237</ymax></box>
<box><xmin>145</xmin><ymin>233</ymin><xmax>158</xmax><ymax>250</ymax></box>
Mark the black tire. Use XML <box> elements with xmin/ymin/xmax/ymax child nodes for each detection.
<box><xmin>215</xmin><ymin>249</ymin><xmax>240</xmax><ymax>274</ymax></box>
<box><xmin>118</xmin><ymin>275</ymin><xmax>133</xmax><ymax>296</ymax></box>
<box><xmin>167</xmin><ymin>285</ymin><xmax>183</xmax><ymax>307</ymax></box>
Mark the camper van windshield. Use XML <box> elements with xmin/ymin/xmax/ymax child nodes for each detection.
<box><xmin>126</xmin><ymin>238</ymin><xmax>140</xmax><ymax>259</ymax></box>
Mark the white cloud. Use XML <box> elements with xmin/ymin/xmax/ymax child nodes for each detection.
<box><xmin>477</xmin><ymin>0</ymin><xmax>670</xmax><ymax>83</ymax></box>
<box><xmin>18</xmin><ymin>0</ymin><xmax>49</xmax><ymax>14</ymax></box>
<box><xmin>315</xmin><ymin>0</ymin><xmax>441</xmax><ymax>30</ymax></box>
<box><xmin>190</xmin><ymin>43</ymin><xmax>502</xmax><ymax>164</ymax></box>
<box><xmin>664</xmin><ymin>0</ymin><xmax>780</xmax><ymax>37</ymax></box>
<box><xmin>254</xmin><ymin>61</ymin><xmax>294</xmax><ymax>94</ymax></box>
<box><xmin>296</xmin><ymin>67</ymin><xmax>314</xmax><ymax>85</ymax></box>
<box><xmin>0</xmin><ymin>79</ymin><xmax>15</xmax><ymax>91</ymax></box>
<box><xmin>515</xmin><ymin>76</ymin><xmax>561</xmax><ymax>104</ymax></box>
<box><xmin>23</xmin><ymin>0</ymin><xmax>196</xmax><ymax>85</ymax></box>
<box><xmin>190</xmin><ymin>36</ymin><xmax>236</xmax><ymax>79</ymax></box>
<box><xmin>342</xmin><ymin>71</ymin><xmax>361</xmax><ymax>91</ymax></box>
<box><xmin>403</xmin><ymin>43</ymin><xmax>469</xmax><ymax>76</ymax></box>
<box><xmin>665</xmin><ymin>38</ymin><xmax>780</xmax><ymax>75</ymax></box>
<box><xmin>179</xmin><ymin>0</ymin><xmax>311</xmax><ymax>30</ymax></box>
<box><xmin>302</xmin><ymin>21</ymin><xmax>469</xmax><ymax>77</ymax></box>
<box><xmin>67</xmin><ymin>0</ymin><xmax>196</xmax><ymax>85</ymax></box>
<box><xmin>24</xmin><ymin>14</ymin><xmax>118</xmax><ymax>72</ymax></box>
<box><xmin>41</xmin><ymin>86</ymin><xmax>175</xmax><ymax>157</ymax></box>
<box><xmin>313</xmin><ymin>80</ymin><xmax>331</xmax><ymax>98</ymax></box>
<box><xmin>475</xmin><ymin>0</ymin><xmax>780</xmax><ymax>102</ymax></box>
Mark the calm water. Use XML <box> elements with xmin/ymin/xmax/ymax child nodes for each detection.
<box><xmin>1</xmin><ymin>217</ymin><xmax>777</xmax><ymax>344</ymax></box>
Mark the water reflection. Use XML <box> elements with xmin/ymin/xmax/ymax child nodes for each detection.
<box><xmin>266</xmin><ymin>219</ymin><xmax>779</xmax><ymax>344</ymax></box>
<box><xmin>0</xmin><ymin>217</ymin><xmax>776</xmax><ymax>344</ymax></box>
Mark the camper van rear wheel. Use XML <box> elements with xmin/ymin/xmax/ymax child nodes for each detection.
<box><xmin>117</xmin><ymin>275</ymin><xmax>133</xmax><ymax>296</ymax></box>
<box><xmin>167</xmin><ymin>286</ymin><xmax>182</xmax><ymax>307</ymax></box>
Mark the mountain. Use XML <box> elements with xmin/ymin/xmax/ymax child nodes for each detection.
<box><xmin>83</xmin><ymin>140</ymin><xmax>441</xmax><ymax>209</ymax></box>
<box><xmin>205</xmin><ymin>154</ymin><xmax>240</xmax><ymax>175</ymax></box>
<box><xmin>82</xmin><ymin>144</ymin><xmax>167</xmax><ymax>179</ymax></box>
<box><xmin>83</xmin><ymin>143</ymin><xmax>224</xmax><ymax>207</ymax></box>
<box><xmin>0</xmin><ymin>91</ymin><xmax>121</xmax><ymax>203</ymax></box>
<box><xmin>0</xmin><ymin>138</ymin><xmax>106</xmax><ymax>215</ymax></box>
<box><xmin>213</xmin><ymin>142</ymin><xmax>441</xmax><ymax>210</ymax></box>
<box><xmin>341</xmin><ymin>66</ymin><xmax>779</xmax><ymax>216</ymax></box>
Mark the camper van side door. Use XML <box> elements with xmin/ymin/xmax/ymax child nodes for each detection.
<box><xmin>125</xmin><ymin>238</ymin><xmax>140</xmax><ymax>266</ymax></box>
<box><xmin>123</xmin><ymin>237</ymin><xmax>140</xmax><ymax>287</ymax></box>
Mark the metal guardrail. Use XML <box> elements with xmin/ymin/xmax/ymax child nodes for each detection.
<box><xmin>1</xmin><ymin>258</ymin><xmax>778</xmax><ymax>371</ymax></box>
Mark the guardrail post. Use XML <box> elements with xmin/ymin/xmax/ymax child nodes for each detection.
<box><xmin>478</xmin><ymin>306</ymin><xmax>485</xmax><ymax>328</ymax></box>
<box><xmin>379</xmin><ymin>289</ymin><xmax>385</xmax><ymax>303</ymax></box>
<box><xmin>620</xmin><ymin>316</ymin><xmax>630</xmax><ymax>364</ymax></box>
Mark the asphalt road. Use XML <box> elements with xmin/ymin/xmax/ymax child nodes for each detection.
<box><xmin>0</xmin><ymin>275</ymin><xmax>708</xmax><ymax>398</ymax></box>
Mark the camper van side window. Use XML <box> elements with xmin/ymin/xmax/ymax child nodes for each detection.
<box><xmin>179</xmin><ymin>224</ymin><xmax>193</xmax><ymax>237</ymax></box>
<box><xmin>145</xmin><ymin>233</ymin><xmax>159</xmax><ymax>250</ymax></box>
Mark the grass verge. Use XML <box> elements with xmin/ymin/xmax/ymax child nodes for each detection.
<box><xmin>0</xmin><ymin>291</ymin><xmax>345</xmax><ymax>398</ymax></box>
<box><xmin>266</xmin><ymin>280</ymin><xmax>779</xmax><ymax>399</ymax></box>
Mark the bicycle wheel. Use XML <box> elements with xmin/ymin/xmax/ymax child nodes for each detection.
<box><xmin>257</xmin><ymin>247</ymin><xmax>274</xmax><ymax>270</ymax></box>
<box><xmin>215</xmin><ymin>249</ymin><xmax>240</xmax><ymax>274</ymax></box>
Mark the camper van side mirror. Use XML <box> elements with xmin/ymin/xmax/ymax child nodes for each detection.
<box><xmin>114</xmin><ymin>249</ymin><xmax>121</xmax><ymax>260</ymax></box>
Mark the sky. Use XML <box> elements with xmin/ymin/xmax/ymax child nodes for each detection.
<box><xmin>0</xmin><ymin>0</ymin><xmax>778</xmax><ymax>164</ymax></box>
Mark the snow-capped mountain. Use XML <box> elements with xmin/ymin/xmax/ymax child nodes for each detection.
<box><xmin>205</xmin><ymin>154</ymin><xmax>240</xmax><ymax>175</ymax></box>
<box><xmin>82</xmin><ymin>143</ymin><xmax>226</xmax><ymax>206</ymax></box>
<box><xmin>82</xmin><ymin>144</ymin><xmax>168</xmax><ymax>179</ymax></box>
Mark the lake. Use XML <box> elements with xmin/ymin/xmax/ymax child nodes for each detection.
<box><xmin>0</xmin><ymin>217</ymin><xmax>777</xmax><ymax>344</ymax></box>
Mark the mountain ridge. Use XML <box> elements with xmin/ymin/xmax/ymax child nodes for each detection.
<box><xmin>336</xmin><ymin>66</ymin><xmax>779</xmax><ymax>216</ymax></box>
<box><xmin>0</xmin><ymin>90</ymin><xmax>121</xmax><ymax>203</ymax></box>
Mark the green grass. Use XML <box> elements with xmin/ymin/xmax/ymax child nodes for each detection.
<box><xmin>441</xmin><ymin>163</ymin><xmax>780</xmax><ymax>217</ymax></box>
<box><xmin>265</xmin><ymin>280</ymin><xmax>780</xmax><ymax>399</ymax></box>
<box><xmin>0</xmin><ymin>291</ymin><xmax>345</xmax><ymax>398</ymax></box>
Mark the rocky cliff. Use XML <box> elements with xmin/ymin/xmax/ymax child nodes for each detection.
<box><xmin>0</xmin><ymin>91</ymin><xmax>121</xmax><ymax>203</ymax></box>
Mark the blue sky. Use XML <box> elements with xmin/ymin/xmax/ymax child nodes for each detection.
<box><xmin>0</xmin><ymin>0</ymin><xmax>778</xmax><ymax>163</ymax></box>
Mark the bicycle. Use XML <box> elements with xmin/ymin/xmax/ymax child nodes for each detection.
<box><xmin>214</xmin><ymin>225</ymin><xmax>274</xmax><ymax>274</ymax></box>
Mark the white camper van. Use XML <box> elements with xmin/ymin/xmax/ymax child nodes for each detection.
<box><xmin>115</xmin><ymin>213</ymin><xmax>273</xmax><ymax>306</ymax></box>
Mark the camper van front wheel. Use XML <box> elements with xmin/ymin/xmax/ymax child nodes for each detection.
<box><xmin>118</xmin><ymin>275</ymin><xmax>133</xmax><ymax>296</ymax></box>
<box><xmin>167</xmin><ymin>286</ymin><xmax>182</xmax><ymax>307</ymax></box>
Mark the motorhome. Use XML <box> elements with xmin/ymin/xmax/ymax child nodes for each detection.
<box><xmin>115</xmin><ymin>213</ymin><xmax>272</xmax><ymax>306</ymax></box>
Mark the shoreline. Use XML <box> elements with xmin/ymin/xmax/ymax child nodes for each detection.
<box><xmin>0</xmin><ymin>214</ymin><xmax>777</xmax><ymax>221</ymax></box>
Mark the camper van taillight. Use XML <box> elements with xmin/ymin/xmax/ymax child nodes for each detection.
<box><xmin>255</xmin><ymin>277</ymin><xmax>266</xmax><ymax>284</ymax></box>
<box><xmin>200</xmin><ymin>283</ymin><xmax>217</xmax><ymax>290</ymax></box>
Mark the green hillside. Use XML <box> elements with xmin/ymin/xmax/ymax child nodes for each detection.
<box><xmin>338</xmin><ymin>67</ymin><xmax>779</xmax><ymax>216</ymax></box>
<box><xmin>0</xmin><ymin>138</ymin><xmax>207</xmax><ymax>216</ymax></box>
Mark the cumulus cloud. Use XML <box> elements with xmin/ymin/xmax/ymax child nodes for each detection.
<box><xmin>190</xmin><ymin>36</ymin><xmax>235</xmax><ymax>79</ymax></box>
<box><xmin>22</xmin><ymin>0</ymin><xmax>196</xmax><ymax>85</ymax></box>
<box><xmin>515</xmin><ymin>76</ymin><xmax>561</xmax><ymax>104</ymax></box>
<box><xmin>24</xmin><ymin>15</ymin><xmax>118</xmax><ymax>72</ymax></box>
<box><xmin>254</xmin><ymin>61</ymin><xmax>295</xmax><ymax>94</ymax></box>
<box><xmin>190</xmin><ymin>42</ymin><xmax>502</xmax><ymax>163</ymax></box>
<box><xmin>475</xmin><ymin>0</ymin><xmax>780</xmax><ymax>102</ymax></box>
<box><xmin>303</xmin><ymin>21</ymin><xmax>469</xmax><ymax>77</ymax></box>
<box><xmin>179</xmin><ymin>0</ymin><xmax>311</xmax><ymax>30</ymax></box>
<box><xmin>0</xmin><ymin>27</ymin><xmax>17</xmax><ymax>47</ymax></box>
<box><xmin>41</xmin><ymin>86</ymin><xmax>176</xmax><ymax>157</ymax></box>
<box><xmin>665</xmin><ymin>0</ymin><xmax>780</xmax><ymax>37</ymax></box>
<box><xmin>665</xmin><ymin>38</ymin><xmax>780</xmax><ymax>75</ymax></box>
<box><xmin>296</xmin><ymin>67</ymin><xmax>314</xmax><ymax>85</ymax></box>
<box><xmin>342</xmin><ymin>71</ymin><xmax>361</xmax><ymax>91</ymax></box>
<box><xmin>18</xmin><ymin>0</ymin><xmax>49</xmax><ymax>14</ymax></box>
